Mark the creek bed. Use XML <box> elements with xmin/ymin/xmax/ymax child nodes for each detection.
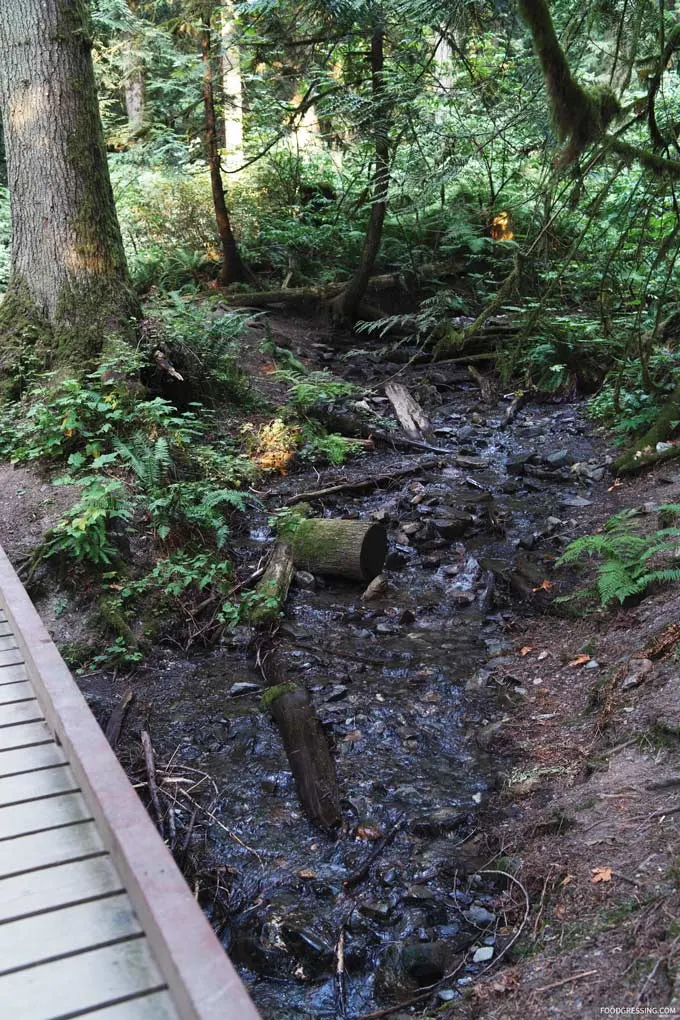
<box><xmin>81</xmin><ymin>383</ymin><xmax>607</xmax><ymax>1018</ymax></box>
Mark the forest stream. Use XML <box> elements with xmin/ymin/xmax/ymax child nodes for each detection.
<box><xmin>72</xmin><ymin>338</ymin><xmax>608</xmax><ymax>1019</ymax></box>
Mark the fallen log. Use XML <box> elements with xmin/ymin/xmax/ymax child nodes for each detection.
<box><xmin>292</xmin><ymin>519</ymin><xmax>387</xmax><ymax>581</ymax></box>
<box><xmin>282</xmin><ymin>456</ymin><xmax>443</xmax><ymax>506</ymax></box>
<box><xmin>467</xmin><ymin>364</ymin><xmax>498</xmax><ymax>404</ymax></box>
<box><xmin>249</xmin><ymin>542</ymin><xmax>294</xmax><ymax>625</ymax></box>
<box><xmin>384</xmin><ymin>381</ymin><xmax>430</xmax><ymax>440</ymax></box>
<box><xmin>104</xmin><ymin>687</ymin><xmax>134</xmax><ymax>750</ymax></box>
<box><xmin>263</xmin><ymin>681</ymin><xmax>342</xmax><ymax>830</ymax></box>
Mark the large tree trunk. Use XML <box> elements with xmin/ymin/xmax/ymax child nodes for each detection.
<box><xmin>123</xmin><ymin>1</ymin><xmax>145</xmax><ymax>136</ymax></box>
<box><xmin>0</xmin><ymin>0</ymin><xmax>140</xmax><ymax>399</ymax></box>
<box><xmin>221</xmin><ymin>0</ymin><xmax>243</xmax><ymax>171</ymax></box>
<box><xmin>331</xmin><ymin>28</ymin><xmax>390</xmax><ymax>325</ymax></box>
<box><xmin>201</xmin><ymin>1</ymin><xmax>251</xmax><ymax>286</ymax></box>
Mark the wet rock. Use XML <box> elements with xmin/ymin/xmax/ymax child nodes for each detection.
<box><xmin>404</xmin><ymin>884</ymin><xmax>436</xmax><ymax>904</ymax></box>
<box><xmin>544</xmin><ymin>449</ymin><xmax>572</xmax><ymax>469</ymax></box>
<box><xmin>376</xmin><ymin>939</ymin><xmax>472</xmax><ymax>998</ymax></box>
<box><xmin>280</xmin><ymin>915</ymin><xmax>336</xmax><ymax>976</ymax></box>
<box><xmin>362</xmin><ymin>574</ymin><xmax>388</xmax><ymax>601</ymax></box>
<box><xmin>421</xmin><ymin>553</ymin><xmax>444</xmax><ymax>569</ymax></box>
<box><xmin>410</xmin><ymin>808</ymin><xmax>468</xmax><ymax>837</ymax></box>
<box><xmin>506</xmin><ymin>453</ymin><xmax>533</xmax><ymax>475</ymax></box>
<box><xmin>464</xmin><ymin>905</ymin><xmax>496</xmax><ymax>925</ymax></box>
<box><xmin>359</xmin><ymin>899</ymin><xmax>393</xmax><ymax>922</ymax></box>
<box><xmin>325</xmin><ymin>684</ymin><xmax>348</xmax><ymax>701</ymax></box>
<box><xmin>455</xmin><ymin>454</ymin><xmax>489</xmax><ymax>470</ymax></box>
<box><xmin>294</xmin><ymin>570</ymin><xmax>316</xmax><ymax>590</ymax></box>
<box><xmin>228</xmin><ymin>681</ymin><xmax>261</xmax><ymax>696</ymax></box>
<box><xmin>384</xmin><ymin>550</ymin><xmax>408</xmax><ymax>571</ymax></box>
<box><xmin>433</xmin><ymin>514</ymin><xmax>474</xmax><ymax>540</ymax></box>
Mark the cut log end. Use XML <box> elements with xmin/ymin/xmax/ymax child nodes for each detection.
<box><xmin>293</xmin><ymin>519</ymin><xmax>387</xmax><ymax>582</ymax></box>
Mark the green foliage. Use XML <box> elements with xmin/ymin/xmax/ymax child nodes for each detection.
<box><xmin>43</xmin><ymin>477</ymin><xmax>130</xmax><ymax>566</ymax></box>
<box><xmin>276</xmin><ymin>369</ymin><xmax>356</xmax><ymax>411</ymax></box>
<box><xmin>150</xmin><ymin>295</ymin><xmax>251</xmax><ymax>404</ymax></box>
<box><xmin>557</xmin><ymin>507</ymin><xmax>680</xmax><ymax>607</ymax></box>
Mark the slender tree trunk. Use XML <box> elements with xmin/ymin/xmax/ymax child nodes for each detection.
<box><xmin>0</xmin><ymin>0</ymin><xmax>140</xmax><ymax>398</ymax></box>
<box><xmin>201</xmin><ymin>1</ymin><xmax>251</xmax><ymax>285</ymax></box>
<box><xmin>221</xmin><ymin>0</ymin><xmax>243</xmax><ymax>171</ymax></box>
<box><xmin>123</xmin><ymin>2</ymin><xmax>145</xmax><ymax>135</ymax></box>
<box><xmin>331</xmin><ymin>29</ymin><xmax>390</xmax><ymax>324</ymax></box>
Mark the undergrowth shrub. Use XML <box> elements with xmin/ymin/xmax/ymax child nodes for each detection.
<box><xmin>557</xmin><ymin>506</ymin><xmax>680</xmax><ymax>606</ymax></box>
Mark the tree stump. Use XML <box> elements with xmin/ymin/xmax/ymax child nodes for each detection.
<box><xmin>263</xmin><ymin>683</ymin><xmax>342</xmax><ymax>830</ymax></box>
<box><xmin>292</xmin><ymin>519</ymin><xmax>387</xmax><ymax>581</ymax></box>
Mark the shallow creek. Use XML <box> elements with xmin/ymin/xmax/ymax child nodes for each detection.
<box><xmin>83</xmin><ymin>378</ymin><xmax>606</xmax><ymax>1018</ymax></box>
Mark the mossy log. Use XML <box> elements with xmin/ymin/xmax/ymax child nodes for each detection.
<box><xmin>292</xmin><ymin>519</ymin><xmax>387</xmax><ymax>581</ymax></box>
<box><xmin>612</xmin><ymin>381</ymin><xmax>680</xmax><ymax>475</ymax></box>
<box><xmin>249</xmin><ymin>542</ymin><xmax>294</xmax><ymax>625</ymax></box>
<box><xmin>264</xmin><ymin>683</ymin><xmax>342</xmax><ymax>830</ymax></box>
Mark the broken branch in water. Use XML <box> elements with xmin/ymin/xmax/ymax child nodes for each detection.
<box><xmin>281</xmin><ymin>457</ymin><xmax>443</xmax><ymax>506</ymax></box>
<box><xmin>141</xmin><ymin>729</ymin><xmax>165</xmax><ymax>840</ymax></box>
<box><xmin>344</xmin><ymin>814</ymin><xmax>406</xmax><ymax>889</ymax></box>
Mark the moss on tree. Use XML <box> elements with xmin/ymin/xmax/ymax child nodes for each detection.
<box><xmin>519</xmin><ymin>0</ymin><xmax>620</xmax><ymax>165</ymax></box>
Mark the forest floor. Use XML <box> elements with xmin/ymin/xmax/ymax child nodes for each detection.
<box><xmin>0</xmin><ymin>311</ymin><xmax>679</xmax><ymax>1019</ymax></box>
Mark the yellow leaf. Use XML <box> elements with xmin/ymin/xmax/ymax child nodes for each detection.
<box><xmin>532</xmin><ymin>579</ymin><xmax>554</xmax><ymax>592</ymax></box>
<box><xmin>568</xmin><ymin>654</ymin><xmax>591</xmax><ymax>667</ymax></box>
<box><xmin>520</xmin><ymin>646</ymin><xmax>533</xmax><ymax>656</ymax></box>
<box><xmin>591</xmin><ymin>866</ymin><xmax>613</xmax><ymax>883</ymax></box>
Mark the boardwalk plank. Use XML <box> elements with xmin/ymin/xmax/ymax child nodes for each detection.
<box><xmin>0</xmin><ymin>621</ymin><xmax>13</xmax><ymax>637</ymax></box>
<box><xmin>0</xmin><ymin>648</ymin><xmax>24</xmax><ymax>668</ymax></box>
<box><xmin>0</xmin><ymin>855</ymin><xmax>123</xmax><ymax>922</ymax></box>
<box><xmin>83</xmin><ymin>990</ymin><xmax>181</xmax><ymax>1019</ymax></box>
<box><xmin>0</xmin><ymin>764</ymin><xmax>78</xmax><ymax>807</ymax></box>
<box><xmin>0</xmin><ymin>892</ymin><xmax>142</xmax><ymax>975</ymax></box>
<box><xmin>0</xmin><ymin>681</ymin><xmax>35</xmax><ymax>705</ymax></box>
<box><xmin>0</xmin><ymin>820</ymin><xmax>104</xmax><ymax>878</ymax></box>
<box><xmin>0</xmin><ymin>663</ymin><xmax>28</xmax><ymax>685</ymax></box>
<box><xmin>0</xmin><ymin>741</ymin><xmax>66</xmax><ymax>777</ymax></box>
<box><xmin>0</xmin><ymin>720</ymin><xmax>53</xmax><ymax>751</ymax></box>
<box><xmin>0</xmin><ymin>939</ymin><xmax>164</xmax><ymax>1019</ymax></box>
<box><xmin>0</xmin><ymin>789</ymin><xmax>91</xmax><ymax>840</ymax></box>
<box><xmin>0</xmin><ymin>699</ymin><xmax>43</xmax><ymax>727</ymax></box>
<box><xmin>0</xmin><ymin>635</ymin><xmax>19</xmax><ymax>652</ymax></box>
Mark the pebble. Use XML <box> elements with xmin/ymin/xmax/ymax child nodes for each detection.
<box><xmin>472</xmin><ymin>946</ymin><xmax>494</xmax><ymax>963</ymax></box>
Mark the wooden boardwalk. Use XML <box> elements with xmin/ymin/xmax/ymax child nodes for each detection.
<box><xmin>0</xmin><ymin>545</ymin><xmax>261</xmax><ymax>1020</ymax></box>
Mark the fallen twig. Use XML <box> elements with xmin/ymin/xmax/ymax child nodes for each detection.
<box><xmin>344</xmin><ymin>815</ymin><xmax>405</xmax><ymax>890</ymax></box>
<box><xmin>535</xmin><ymin>969</ymin><xmax>598</xmax><ymax>993</ymax></box>
<box><xmin>104</xmin><ymin>687</ymin><xmax>134</xmax><ymax>750</ymax></box>
<box><xmin>281</xmin><ymin>457</ymin><xmax>443</xmax><ymax>506</ymax></box>
<box><xmin>141</xmin><ymin>729</ymin><xmax>165</xmax><ymax>840</ymax></box>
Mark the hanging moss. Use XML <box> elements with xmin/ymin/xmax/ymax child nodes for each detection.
<box><xmin>519</xmin><ymin>0</ymin><xmax>620</xmax><ymax>164</ymax></box>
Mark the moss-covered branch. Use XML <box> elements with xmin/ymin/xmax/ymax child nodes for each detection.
<box><xmin>519</xmin><ymin>0</ymin><xmax>620</xmax><ymax>164</ymax></box>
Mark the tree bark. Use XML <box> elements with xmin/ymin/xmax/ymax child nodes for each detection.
<box><xmin>201</xmin><ymin>1</ymin><xmax>251</xmax><ymax>286</ymax></box>
<box><xmin>221</xmin><ymin>0</ymin><xmax>243</xmax><ymax>171</ymax></box>
<box><xmin>331</xmin><ymin>28</ymin><xmax>390</xmax><ymax>324</ymax></box>
<box><xmin>0</xmin><ymin>0</ymin><xmax>140</xmax><ymax>397</ymax></box>
<box><xmin>123</xmin><ymin>2</ymin><xmax>145</xmax><ymax>136</ymax></box>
